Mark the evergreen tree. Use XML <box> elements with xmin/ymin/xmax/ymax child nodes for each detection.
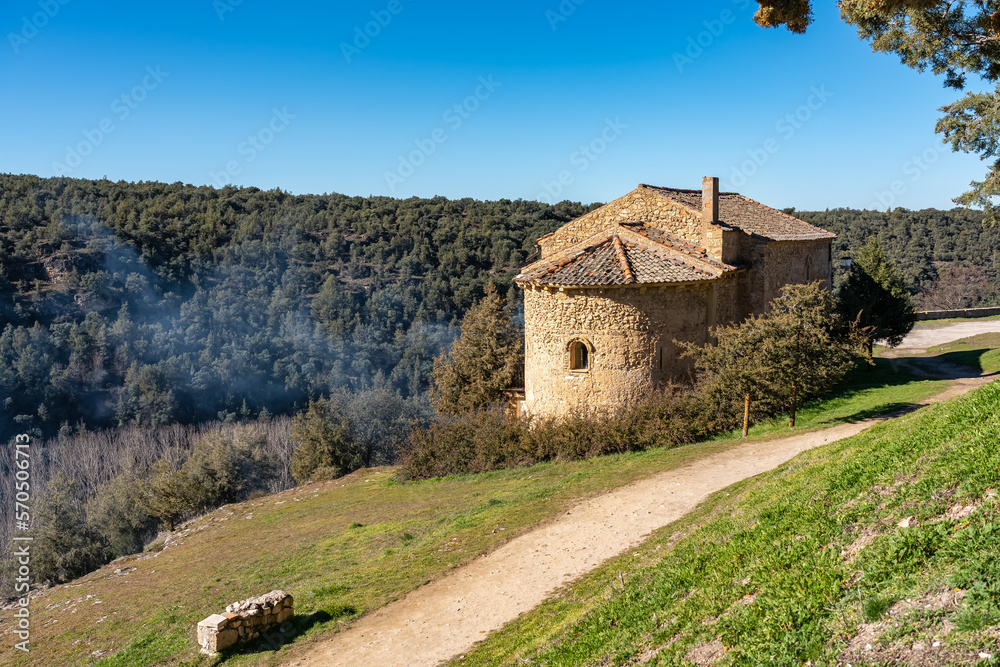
<box><xmin>766</xmin><ymin>283</ymin><xmax>856</xmax><ymax>427</ymax></box>
<box><xmin>682</xmin><ymin>314</ymin><xmax>778</xmax><ymax>437</ymax></box>
<box><xmin>26</xmin><ymin>474</ymin><xmax>104</xmax><ymax>584</ymax></box>
<box><xmin>289</xmin><ymin>400</ymin><xmax>364</xmax><ymax>483</ymax></box>
<box><xmin>142</xmin><ymin>461</ymin><xmax>200</xmax><ymax>532</ymax></box>
<box><xmin>429</xmin><ymin>282</ymin><xmax>524</xmax><ymax>415</ymax></box>
<box><xmin>685</xmin><ymin>283</ymin><xmax>854</xmax><ymax>432</ymax></box>
<box><xmin>837</xmin><ymin>237</ymin><xmax>917</xmax><ymax>364</ymax></box>
<box><xmin>86</xmin><ymin>471</ymin><xmax>156</xmax><ymax>558</ymax></box>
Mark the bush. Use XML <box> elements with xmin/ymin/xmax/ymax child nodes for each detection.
<box><xmin>400</xmin><ymin>384</ymin><xmax>731</xmax><ymax>480</ymax></box>
<box><xmin>290</xmin><ymin>401</ymin><xmax>366</xmax><ymax>484</ymax></box>
<box><xmin>24</xmin><ymin>474</ymin><xmax>105</xmax><ymax>586</ymax></box>
<box><xmin>183</xmin><ymin>426</ymin><xmax>279</xmax><ymax>508</ymax></box>
<box><xmin>86</xmin><ymin>472</ymin><xmax>157</xmax><ymax>559</ymax></box>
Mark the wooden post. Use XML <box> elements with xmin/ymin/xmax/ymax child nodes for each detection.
<box><xmin>788</xmin><ymin>385</ymin><xmax>797</xmax><ymax>428</ymax></box>
<box><xmin>742</xmin><ymin>393</ymin><xmax>750</xmax><ymax>438</ymax></box>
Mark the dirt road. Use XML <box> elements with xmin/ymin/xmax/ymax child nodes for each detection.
<box><xmin>286</xmin><ymin>321</ymin><xmax>1000</xmax><ymax>667</ymax></box>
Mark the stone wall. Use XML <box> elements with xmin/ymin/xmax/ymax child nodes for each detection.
<box><xmin>736</xmin><ymin>237</ymin><xmax>832</xmax><ymax>315</ymax></box>
<box><xmin>917</xmin><ymin>307</ymin><xmax>1000</xmax><ymax>321</ymax></box>
<box><xmin>521</xmin><ymin>274</ymin><xmax>746</xmax><ymax>419</ymax></box>
<box><xmin>197</xmin><ymin>590</ymin><xmax>293</xmax><ymax>655</ymax></box>
<box><xmin>538</xmin><ymin>186</ymin><xmax>704</xmax><ymax>258</ymax></box>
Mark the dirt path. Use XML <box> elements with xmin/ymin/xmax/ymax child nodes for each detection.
<box><xmin>286</xmin><ymin>322</ymin><xmax>1000</xmax><ymax>667</ymax></box>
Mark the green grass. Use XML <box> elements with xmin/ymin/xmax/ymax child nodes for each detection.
<box><xmin>926</xmin><ymin>332</ymin><xmax>1000</xmax><ymax>374</ymax></box>
<box><xmin>0</xmin><ymin>346</ymin><xmax>979</xmax><ymax>667</ymax></box>
<box><xmin>710</xmin><ymin>358</ymin><xmax>946</xmax><ymax>442</ymax></box>
<box><xmin>453</xmin><ymin>379</ymin><xmax>1000</xmax><ymax>666</ymax></box>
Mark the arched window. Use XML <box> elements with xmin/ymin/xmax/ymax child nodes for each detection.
<box><xmin>805</xmin><ymin>256</ymin><xmax>813</xmax><ymax>282</ymax></box>
<box><xmin>569</xmin><ymin>340</ymin><xmax>590</xmax><ymax>371</ymax></box>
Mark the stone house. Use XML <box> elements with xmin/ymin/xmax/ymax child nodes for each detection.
<box><xmin>513</xmin><ymin>177</ymin><xmax>836</xmax><ymax>420</ymax></box>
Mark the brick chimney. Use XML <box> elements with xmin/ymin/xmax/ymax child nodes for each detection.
<box><xmin>702</xmin><ymin>176</ymin><xmax>719</xmax><ymax>224</ymax></box>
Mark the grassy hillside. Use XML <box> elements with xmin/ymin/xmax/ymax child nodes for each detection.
<box><xmin>454</xmin><ymin>382</ymin><xmax>1000</xmax><ymax>665</ymax></box>
<box><xmin>0</xmin><ymin>359</ymin><xmax>949</xmax><ymax>667</ymax></box>
<box><xmin>925</xmin><ymin>332</ymin><xmax>1000</xmax><ymax>374</ymax></box>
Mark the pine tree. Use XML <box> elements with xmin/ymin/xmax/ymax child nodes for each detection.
<box><xmin>289</xmin><ymin>400</ymin><xmax>364</xmax><ymax>483</ymax></box>
<box><xmin>765</xmin><ymin>282</ymin><xmax>856</xmax><ymax>427</ymax></box>
<box><xmin>27</xmin><ymin>473</ymin><xmax>105</xmax><ymax>584</ymax></box>
<box><xmin>837</xmin><ymin>237</ymin><xmax>916</xmax><ymax>364</ymax></box>
<box><xmin>430</xmin><ymin>282</ymin><xmax>524</xmax><ymax>415</ymax></box>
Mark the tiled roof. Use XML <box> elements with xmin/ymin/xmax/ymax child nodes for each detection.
<box><xmin>642</xmin><ymin>185</ymin><xmax>835</xmax><ymax>242</ymax></box>
<box><xmin>516</xmin><ymin>224</ymin><xmax>732</xmax><ymax>287</ymax></box>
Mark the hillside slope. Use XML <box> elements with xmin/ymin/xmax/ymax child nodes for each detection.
<box><xmin>0</xmin><ymin>355</ymin><xmax>959</xmax><ymax>667</ymax></box>
<box><xmin>456</xmin><ymin>381</ymin><xmax>1000</xmax><ymax>666</ymax></box>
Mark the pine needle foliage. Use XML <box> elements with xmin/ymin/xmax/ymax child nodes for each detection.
<box><xmin>429</xmin><ymin>282</ymin><xmax>524</xmax><ymax>415</ymax></box>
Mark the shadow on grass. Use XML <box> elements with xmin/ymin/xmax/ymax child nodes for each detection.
<box><xmin>818</xmin><ymin>402</ymin><xmax>921</xmax><ymax>425</ymax></box>
<box><xmin>794</xmin><ymin>358</ymin><xmax>934</xmax><ymax>427</ymax></box>
<box><xmin>933</xmin><ymin>348</ymin><xmax>993</xmax><ymax>374</ymax></box>
<box><xmin>216</xmin><ymin>605</ymin><xmax>357</xmax><ymax>661</ymax></box>
<box><xmin>824</xmin><ymin>358</ymin><xmax>920</xmax><ymax>395</ymax></box>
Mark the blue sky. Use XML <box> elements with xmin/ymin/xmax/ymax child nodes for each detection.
<box><xmin>0</xmin><ymin>0</ymin><xmax>986</xmax><ymax>210</ymax></box>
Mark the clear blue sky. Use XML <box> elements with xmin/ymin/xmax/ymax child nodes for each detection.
<box><xmin>0</xmin><ymin>0</ymin><xmax>986</xmax><ymax>210</ymax></box>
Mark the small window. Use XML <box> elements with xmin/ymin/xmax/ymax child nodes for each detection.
<box><xmin>805</xmin><ymin>256</ymin><xmax>813</xmax><ymax>282</ymax></box>
<box><xmin>569</xmin><ymin>340</ymin><xmax>589</xmax><ymax>371</ymax></box>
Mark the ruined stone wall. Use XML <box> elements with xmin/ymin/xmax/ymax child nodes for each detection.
<box><xmin>521</xmin><ymin>275</ymin><xmax>745</xmax><ymax>419</ymax></box>
<box><xmin>197</xmin><ymin>590</ymin><xmax>293</xmax><ymax>655</ymax></box>
<box><xmin>538</xmin><ymin>187</ymin><xmax>703</xmax><ymax>258</ymax></box>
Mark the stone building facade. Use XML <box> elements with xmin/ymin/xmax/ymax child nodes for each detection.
<box><xmin>514</xmin><ymin>178</ymin><xmax>835</xmax><ymax>419</ymax></box>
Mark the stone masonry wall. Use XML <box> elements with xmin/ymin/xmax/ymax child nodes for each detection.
<box><xmin>197</xmin><ymin>590</ymin><xmax>294</xmax><ymax>654</ymax></box>
<box><xmin>538</xmin><ymin>187</ymin><xmax>704</xmax><ymax>258</ymax></box>
<box><xmin>740</xmin><ymin>238</ymin><xmax>832</xmax><ymax>314</ymax></box>
<box><xmin>522</xmin><ymin>275</ymin><xmax>745</xmax><ymax>419</ymax></box>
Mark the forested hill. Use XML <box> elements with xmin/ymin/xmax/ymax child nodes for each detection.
<box><xmin>1</xmin><ymin>174</ymin><xmax>998</xmax><ymax>442</ymax></box>
<box><xmin>798</xmin><ymin>207</ymin><xmax>999</xmax><ymax>307</ymax></box>
<box><xmin>0</xmin><ymin>174</ymin><xmax>592</xmax><ymax>442</ymax></box>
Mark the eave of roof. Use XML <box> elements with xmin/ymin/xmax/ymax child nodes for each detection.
<box><xmin>515</xmin><ymin>223</ymin><xmax>738</xmax><ymax>288</ymax></box>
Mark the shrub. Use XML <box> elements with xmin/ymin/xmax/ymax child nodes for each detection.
<box><xmin>141</xmin><ymin>461</ymin><xmax>201</xmax><ymax>532</ymax></box>
<box><xmin>290</xmin><ymin>401</ymin><xmax>366</xmax><ymax>484</ymax></box>
<box><xmin>400</xmin><ymin>383</ymin><xmax>732</xmax><ymax>480</ymax></box>
<box><xmin>86</xmin><ymin>471</ymin><xmax>157</xmax><ymax>559</ymax></box>
<box><xmin>23</xmin><ymin>474</ymin><xmax>105</xmax><ymax>585</ymax></box>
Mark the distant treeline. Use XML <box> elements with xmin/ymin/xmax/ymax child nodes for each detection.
<box><xmin>0</xmin><ymin>174</ymin><xmax>593</xmax><ymax>442</ymax></box>
<box><xmin>797</xmin><ymin>207</ymin><xmax>1000</xmax><ymax>309</ymax></box>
